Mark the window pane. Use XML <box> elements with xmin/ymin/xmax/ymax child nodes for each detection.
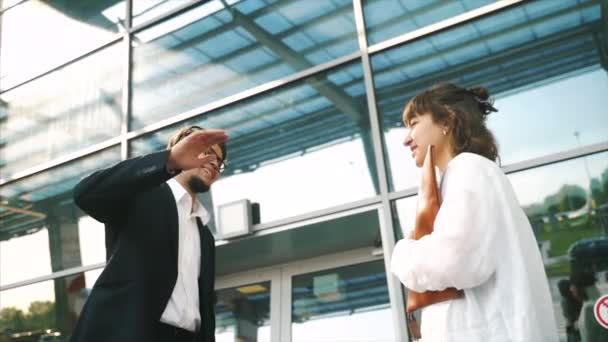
<box><xmin>0</xmin><ymin>148</ymin><xmax>119</xmax><ymax>285</ymax></box>
<box><xmin>0</xmin><ymin>0</ymin><xmax>125</xmax><ymax>90</ymax></box>
<box><xmin>132</xmin><ymin>0</ymin><xmax>188</xmax><ymax>27</ymax></box>
<box><xmin>0</xmin><ymin>269</ymin><xmax>102</xmax><ymax>341</ymax></box>
<box><xmin>490</xmin><ymin>70</ymin><xmax>608</xmax><ymax>164</ymax></box>
<box><xmin>129</xmin><ymin>61</ymin><xmax>378</xmax><ymax>224</ymax></box>
<box><xmin>508</xmin><ymin>152</ymin><xmax>608</xmax><ymax>341</ymax></box>
<box><xmin>373</xmin><ymin>0</ymin><xmax>606</xmax><ymax>191</ymax></box>
<box><xmin>215</xmin><ymin>281</ymin><xmax>271</xmax><ymax>342</ymax></box>
<box><xmin>363</xmin><ymin>0</ymin><xmax>494</xmax><ymax>45</ymax></box>
<box><xmin>0</xmin><ymin>44</ymin><xmax>123</xmax><ymax>181</ymax></box>
<box><xmin>130</xmin><ymin>0</ymin><xmax>358</xmax><ymax>129</ymax></box>
<box><xmin>291</xmin><ymin>260</ymin><xmax>394</xmax><ymax>342</ymax></box>
<box><xmin>392</xmin><ymin>195</ymin><xmax>417</xmax><ymax>241</ymax></box>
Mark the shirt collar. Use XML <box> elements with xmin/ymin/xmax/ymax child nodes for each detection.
<box><xmin>167</xmin><ymin>179</ymin><xmax>211</xmax><ymax>225</ymax></box>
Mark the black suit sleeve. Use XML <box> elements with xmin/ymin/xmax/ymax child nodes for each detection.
<box><xmin>73</xmin><ymin>150</ymin><xmax>177</xmax><ymax>225</ymax></box>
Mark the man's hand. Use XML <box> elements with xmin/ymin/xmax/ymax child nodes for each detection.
<box><xmin>167</xmin><ymin>128</ymin><xmax>229</xmax><ymax>172</ymax></box>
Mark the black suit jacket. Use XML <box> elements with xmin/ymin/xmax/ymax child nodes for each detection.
<box><xmin>70</xmin><ymin>150</ymin><xmax>216</xmax><ymax>342</ymax></box>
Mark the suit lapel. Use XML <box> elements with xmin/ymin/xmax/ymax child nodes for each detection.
<box><xmin>160</xmin><ymin>183</ymin><xmax>179</xmax><ymax>267</ymax></box>
<box><xmin>196</xmin><ymin>217</ymin><xmax>208</xmax><ymax>279</ymax></box>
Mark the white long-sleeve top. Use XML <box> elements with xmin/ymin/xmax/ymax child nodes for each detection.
<box><xmin>391</xmin><ymin>152</ymin><xmax>558</xmax><ymax>341</ymax></box>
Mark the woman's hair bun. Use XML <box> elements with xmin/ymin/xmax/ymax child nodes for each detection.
<box><xmin>467</xmin><ymin>86</ymin><xmax>497</xmax><ymax>115</ymax></box>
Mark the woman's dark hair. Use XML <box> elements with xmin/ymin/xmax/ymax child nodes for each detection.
<box><xmin>403</xmin><ymin>82</ymin><xmax>499</xmax><ymax>162</ymax></box>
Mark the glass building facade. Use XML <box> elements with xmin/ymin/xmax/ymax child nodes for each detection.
<box><xmin>1</xmin><ymin>0</ymin><xmax>607</xmax><ymax>341</ymax></box>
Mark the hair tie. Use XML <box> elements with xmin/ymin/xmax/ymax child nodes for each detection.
<box><xmin>467</xmin><ymin>90</ymin><xmax>498</xmax><ymax>114</ymax></box>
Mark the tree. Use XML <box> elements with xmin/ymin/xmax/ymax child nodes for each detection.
<box><xmin>27</xmin><ymin>301</ymin><xmax>56</xmax><ymax>331</ymax></box>
<box><xmin>0</xmin><ymin>307</ymin><xmax>26</xmax><ymax>332</ymax></box>
<box><xmin>0</xmin><ymin>301</ymin><xmax>56</xmax><ymax>333</ymax></box>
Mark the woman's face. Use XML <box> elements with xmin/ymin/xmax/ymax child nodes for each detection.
<box><xmin>403</xmin><ymin>112</ymin><xmax>448</xmax><ymax>167</ymax></box>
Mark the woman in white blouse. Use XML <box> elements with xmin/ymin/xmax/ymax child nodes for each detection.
<box><xmin>390</xmin><ymin>83</ymin><xmax>558</xmax><ymax>341</ymax></box>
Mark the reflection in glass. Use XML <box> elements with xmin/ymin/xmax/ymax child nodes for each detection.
<box><xmin>0</xmin><ymin>0</ymin><xmax>125</xmax><ymax>90</ymax></box>
<box><xmin>291</xmin><ymin>260</ymin><xmax>394</xmax><ymax>342</ymax></box>
<box><xmin>0</xmin><ymin>269</ymin><xmax>102</xmax><ymax>341</ymax></box>
<box><xmin>132</xmin><ymin>0</ymin><xmax>189</xmax><ymax>27</ymax></box>
<box><xmin>509</xmin><ymin>152</ymin><xmax>608</xmax><ymax>267</ymax></box>
<box><xmin>372</xmin><ymin>0</ymin><xmax>605</xmax><ymax>191</ymax></box>
<box><xmin>130</xmin><ymin>61</ymin><xmax>378</xmax><ymax>223</ymax></box>
<box><xmin>490</xmin><ymin>69</ymin><xmax>608</xmax><ymax>165</ymax></box>
<box><xmin>363</xmin><ymin>0</ymin><xmax>493</xmax><ymax>45</ymax></box>
<box><xmin>131</xmin><ymin>0</ymin><xmax>358</xmax><ymax>129</ymax></box>
<box><xmin>215</xmin><ymin>282</ymin><xmax>271</xmax><ymax>342</ymax></box>
<box><xmin>509</xmin><ymin>153</ymin><xmax>608</xmax><ymax>340</ymax></box>
<box><xmin>0</xmin><ymin>44</ymin><xmax>123</xmax><ymax>180</ymax></box>
<box><xmin>0</xmin><ymin>148</ymin><xmax>120</xmax><ymax>285</ymax></box>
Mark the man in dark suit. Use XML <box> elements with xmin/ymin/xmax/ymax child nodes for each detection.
<box><xmin>71</xmin><ymin>126</ymin><xmax>229</xmax><ymax>342</ymax></box>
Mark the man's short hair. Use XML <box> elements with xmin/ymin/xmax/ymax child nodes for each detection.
<box><xmin>166</xmin><ymin>125</ymin><xmax>228</xmax><ymax>162</ymax></box>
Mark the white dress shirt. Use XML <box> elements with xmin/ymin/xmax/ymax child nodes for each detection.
<box><xmin>391</xmin><ymin>153</ymin><xmax>558</xmax><ymax>341</ymax></box>
<box><xmin>160</xmin><ymin>179</ymin><xmax>210</xmax><ymax>332</ymax></box>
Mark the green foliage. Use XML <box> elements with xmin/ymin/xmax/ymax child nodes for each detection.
<box><xmin>545</xmin><ymin>261</ymin><xmax>571</xmax><ymax>277</ymax></box>
<box><xmin>0</xmin><ymin>307</ymin><xmax>26</xmax><ymax>331</ymax></box>
<box><xmin>0</xmin><ymin>301</ymin><xmax>55</xmax><ymax>334</ymax></box>
<box><xmin>538</xmin><ymin>218</ymin><xmax>605</xmax><ymax>257</ymax></box>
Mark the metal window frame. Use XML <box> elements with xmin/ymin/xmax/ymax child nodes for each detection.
<box><xmin>215</xmin><ymin>267</ymin><xmax>282</xmax><ymax>342</ymax></box>
<box><xmin>1</xmin><ymin>0</ymin><xmax>529</xmax><ymax>186</ymax></box>
<box><xmin>0</xmin><ymin>262</ymin><xmax>105</xmax><ymax>291</ymax></box>
<box><xmin>352</xmin><ymin>0</ymin><xmax>408</xmax><ymax>339</ymax></box>
<box><xmin>367</xmin><ymin>0</ymin><xmax>524</xmax><ymax>55</ymax></box>
<box><xmin>3</xmin><ymin>142</ymin><xmax>605</xmax><ymax>292</ymax></box>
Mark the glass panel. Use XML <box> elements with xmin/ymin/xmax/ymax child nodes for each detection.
<box><xmin>508</xmin><ymin>152</ymin><xmax>608</xmax><ymax>341</ymax></box>
<box><xmin>291</xmin><ymin>260</ymin><xmax>394</xmax><ymax>342</ymax></box>
<box><xmin>132</xmin><ymin>0</ymin><xmax>188</xmax><ymax>27</ymax></box>
<box><xmin>373</xmin><ymin>0</ymin><xmax>606</xmax><ymax>191</ymax></box>
<box><xmin>0</xmin><ymin>43</ymin><xmax>123</xmax><ymax>181</ymax></box>
<box><xmin>0</xmin><ymin>269</ymin><xmax>102</xmax><ymax>341</ymax></box>
<box><xmin>131</xmin><ymin>0</ymin><xmax>358</xmax><ymax>129</ymax></box>
<box><xmin>215</xmin><ymin>281</ymin><xmax>271</xmax><ymax>342</ymax></box>
<box><xmin>392</xmin><ymin>195</ymin><xmax>417</xmax><ymax>241</ymax></box>
<box><xmin>129</xmin><ymin>61</ymin><xmax>378</xmax><ymax>224</ymax></box>
<box><xmin>490</xmin><ymin>70</ymin><xmax>608</xmax><ymax>164</ymax></box>
<box><xmin>363</xmin><ymin>0</ymin><xmax>494</xmax><ymax>45</ymax></box>
<box><xmin>0</xmin><ymin>148</ymin><xmax>120</xmax><ymax>285</ymax></box>
<box><xmin>0</xmin><ymin>0</ymin><xmax>125</xmax><ymax>90</ymax></box>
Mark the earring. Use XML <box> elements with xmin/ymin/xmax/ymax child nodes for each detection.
<box><xmin>442</xmin><ymin>129</ymin><xmax>447</xmax><ymax>136</ymax></box>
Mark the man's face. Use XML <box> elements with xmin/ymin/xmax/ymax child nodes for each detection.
<box><xmin>184</xmin><ymin>144</ymin><xmax>224</xmax><ymax>193</ymax></box>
